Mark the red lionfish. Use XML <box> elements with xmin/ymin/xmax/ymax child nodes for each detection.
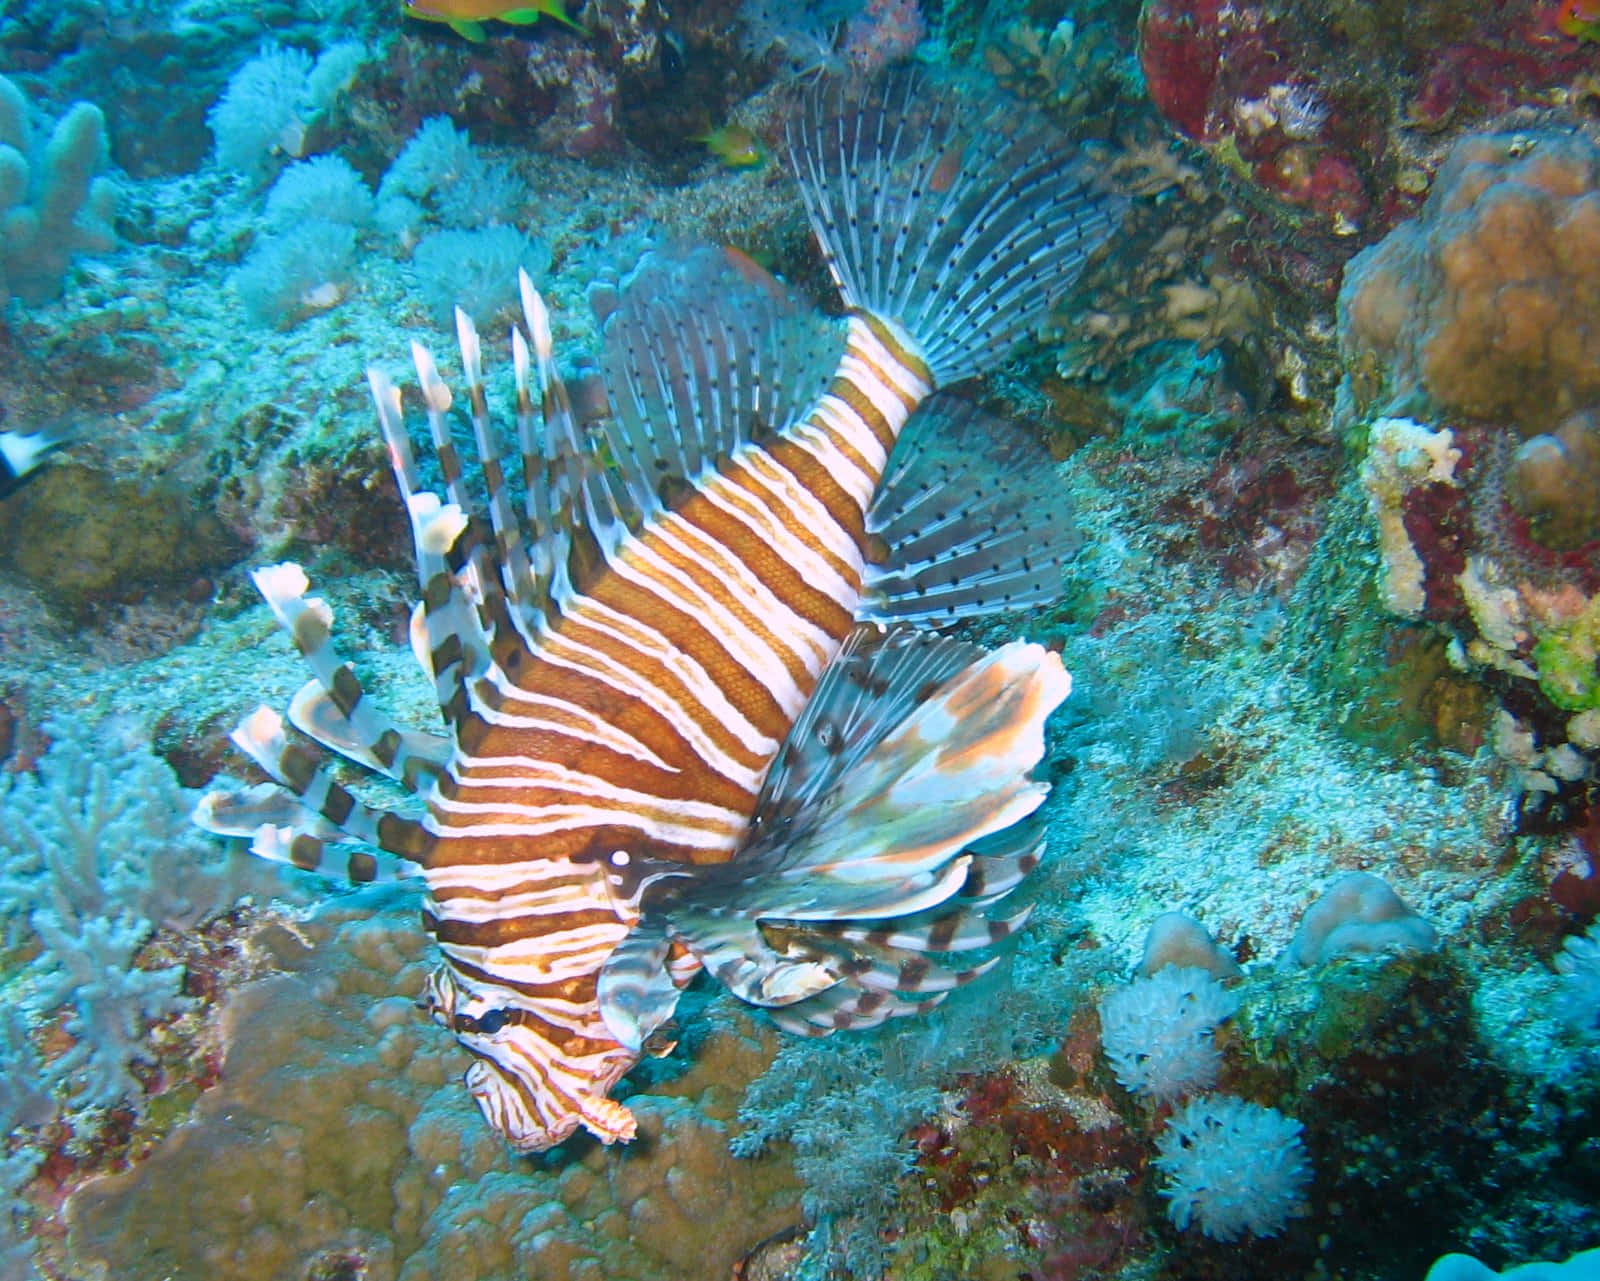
<box><xmin>196</xmin><ymin>72</ymin><xmax>1124</xmax><ymax>1152</ymax></box>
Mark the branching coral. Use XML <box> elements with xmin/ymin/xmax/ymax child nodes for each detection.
<box><xmin>0</xmin><ymin>73</ymin><xmax>117</xmax><ymax>306</ymax></box>
<box><xmin>0</xmin><ymin>718</ymin><xmax>257</xmax><ymax>1109</ymax></box>
<box><xmin>207</xmin><ymin>41</ymin><xmax>368</xmax><ymax>181</ymax></box>
<box><xmin>1154</xmin><ymin>1094</ymin><xmax>1311</xmax><ymax>1241</ymax></box>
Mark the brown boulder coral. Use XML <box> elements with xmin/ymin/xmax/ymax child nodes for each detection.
<box><xmin>1341</xmin><ymin>129</ymin><xmax>1600</xmax><ymax>804</ymax></box>
<box><xmin>1341</xmin><ymin>130</ymin><xmax>1600</xmax><ymax>433</ymax></box>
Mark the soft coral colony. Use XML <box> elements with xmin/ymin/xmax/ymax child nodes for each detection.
<box><xmin>195</xmin><ymin>72</ymin><xmax>1124</xmax><ymax>1152</ymax></box>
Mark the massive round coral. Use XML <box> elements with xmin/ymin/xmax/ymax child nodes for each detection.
<box><xmin>1341</xmin><ymin>132</ymin><xmax>1600</xmax><ymax>434</ymax></box>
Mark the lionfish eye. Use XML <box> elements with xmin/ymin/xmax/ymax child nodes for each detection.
<box><xmin>476</xmin><ymin>1007</ymin><xmax>510</xmax><ymax>1034</ymax></box>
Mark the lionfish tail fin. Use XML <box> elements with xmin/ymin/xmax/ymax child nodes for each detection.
<box><xmin>786</xmin><ymin>70</ymin><xmax>1127</xmax><ymax>386</ymax></box>
<box><xmin>651</xmin><ymin>633</ymin><xmax>1068</xmax><ymax>1033</ymax></box>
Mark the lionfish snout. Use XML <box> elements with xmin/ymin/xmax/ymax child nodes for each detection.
<box><xmin>464</xmin><ymin>1046</ymin><xmax>639</xmax><ymax>1152</ymax></box>
<box><xmin>463</xmin><ymin>1057</ymin><xmax>582</xmax><ymax>1152</ymax></box>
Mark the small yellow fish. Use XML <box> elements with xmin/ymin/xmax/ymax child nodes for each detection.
<box><xmin>402</xmin><ymin>0</ymin><xmax>585</xmax><ymax>40</ymax></box>
<box><xmin>693</xmin><ymin>124</ymin><xmax>767</xmax><ymax>170</ymax></box>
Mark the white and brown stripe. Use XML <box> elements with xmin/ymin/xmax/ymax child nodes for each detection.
<box><xmin>198</xmin><ymin>72</ymin><xmax>1117</xmax><ymax>1153</ymax></box>
<box><xmin>394</xmin><ymin>309</ymin><xmax>934</xmax><ymax>1147</ymax></box>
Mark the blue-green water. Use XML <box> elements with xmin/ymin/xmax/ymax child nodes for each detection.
<box><xmin>1</xmin><ymin>1</ymin><xmax>1598</xmax><ymax>1278</ymax></box>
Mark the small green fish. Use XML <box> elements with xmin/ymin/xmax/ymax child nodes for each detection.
<box><xmin>401</xmin><ymin>0</ymin><xmax>585</xmax><ymax>40</ymax></box>
<box><xmin>693</xmin><ymin>124</ymin><xmax>767</xmax><ymax>170</ymax></box>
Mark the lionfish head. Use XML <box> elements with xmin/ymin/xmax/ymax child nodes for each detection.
<box><xmin>422</xmin><ymin>965</ymin><xmax>638</xmax><ymax>1152</ymax></box>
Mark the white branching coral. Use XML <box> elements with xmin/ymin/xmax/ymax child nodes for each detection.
<box><xmin>1099</xmin><ymin>965</ymin><xmax>1239</xmax><ymax>1101</ymax></box>
<box><xmin>0</xmin><ymin>718</ymin><xmax>271</xmax><ymax>1108</ymax></box>
<box><xmin>1155</xmin><ymin>1095</ymin><xmax>1311</xmax><ymax>1241</ymax></box>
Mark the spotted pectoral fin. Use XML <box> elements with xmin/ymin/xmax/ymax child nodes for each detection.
<box><xmin>755</xmin><ymin>626</ymin><xmax>985</xmax><ymax>828</ymax></box>
<box><xmin>659</xmin><ymin>638</ymin><xmax>1067</xmax><ymax>1033</ymax></box>
<box><xmin>741</xmin><ymin>637</ymin><xmax>1068</xmax><ymax>903</ymax></box>
<box><xmin>288</xmin><ymin>679</ymin><xmax>449</xmax><ymax>793</ymax></box>
<box><xmin>194</xmin><ymin>781</ymin><xmax>341</xmax><ymax>841</ymax></box>
<box><xmin>660</xmin><ymin>910</ymin><xmax>843</xmax><ymax>1007</ymax></box>
<box><xmin>765</xmin><ymin>980</ymin><xmax>944</xmax><ymax>1036</ymax></box>
<box><xmin>774</xmin><ymin>640</ymin><xmax>1068</xmax><ymax>885</ymax></box>
<box><xmin>678</xmin><ymin>633</ymin><xmax>1066</xmax><ymax>925</ymax></box>
<box><xmin>860</xmin><ymin>395</ymin><xmax>1080</xmax><ymax>626</ymax></box>
<box><xmin>195</xmin><ymin>705</ymin><xmax>432</xmax><ymax>883</ymax></box>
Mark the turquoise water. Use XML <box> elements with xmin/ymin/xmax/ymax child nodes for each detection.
<box><xmin>1</xmin><ymin>1</ymin><xmax>1598</xmax><ymax>1278</ymax></box>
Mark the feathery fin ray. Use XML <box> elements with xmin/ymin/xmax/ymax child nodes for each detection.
<box><xmin>786</xmin><ymin>69</ymin><xmax>1127</xmax><ymax>386</ymax></box>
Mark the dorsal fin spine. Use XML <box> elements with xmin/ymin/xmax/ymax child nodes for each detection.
<box><xmin>509</xmin><ymin>322</ymin><xmax>559</xmax><ymax>615</ymax></box>
<box><xmin>453</xmin><ymin>308</ymin><xmax>541</xmax><ymax>639</ymax></box>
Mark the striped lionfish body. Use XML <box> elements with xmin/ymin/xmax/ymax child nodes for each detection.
<box><xmin>197</xmin><ymin>72</ymin><xmax>1124</xmax><ymax>1152</ymax></box>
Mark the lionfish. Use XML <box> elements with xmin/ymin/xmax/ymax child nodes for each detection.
<box><xmin>196</xmin><ymin>72</ymin><xmax>1124</xmax><ymax>1152</ymax></box>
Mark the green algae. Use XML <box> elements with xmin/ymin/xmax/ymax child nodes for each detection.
<box><xmin>1532</xmin><ymin>598</ymin><xmax>1600</xmax><ymax>712</ymax></box>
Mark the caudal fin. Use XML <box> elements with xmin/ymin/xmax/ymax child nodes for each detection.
<box><xmin>786</xmin><ymin>70</ymin><xmax>1126</xmax><ymax>387</ymax></box>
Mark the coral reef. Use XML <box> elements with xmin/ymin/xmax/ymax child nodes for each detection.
<box><xmin>0</xmin><ymin>463</ymin><xmax>240</xmax><ymax>618</ymax></box>
<box><xmin>0</xmin><ymin>2</ymin><xmax>1597</xmax><ymax>1278</ymax></box>
<box><xmin>0</xmin><ymin>716</ymin><xmax>287</xmax><ymax>1280</ymax></box>
<box><xmin>0</xmin><ymin>717</ymin><xmax>277</xmax><ymax>1108</ymax></box>
<box><xmin>1428</xmin><ymin>1248</ymin><xmax>1600</xmax><ymax>1280</ymax></box>
<box><xmin>66</xmin><ymin>893</ymin><xmax>802</xmax><ymax>1281</ymax></box>
<box><xmin>1138</xmin><ymin>0</ymin><xmax>1595</xmax><ymax>239</ymax></box>
<box><xmin>1341</xmin><ymin>129</ymin><xmax>1600</xmax><ymax>837</ymax></box>
<box><xmin>1282</xmin><ymin>870</ymin><xmax>1439</xmax><ymax>966</ymax></box>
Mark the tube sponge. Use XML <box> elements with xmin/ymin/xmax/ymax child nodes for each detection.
<box><xmin>1340</xmin><ymin>131</ymin><xmax>1600</xmax><ymax>433</ymax></box>
<box><xmin>0</xmin><ymin>74</ymin><xmax>117</xmax><ymax>307</ymax></box>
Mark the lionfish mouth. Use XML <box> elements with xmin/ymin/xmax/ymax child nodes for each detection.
<box><xmin>464</xmin><ymin>1057</ymin><xmax>638</xmax><ymax>1152</ymax></box>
